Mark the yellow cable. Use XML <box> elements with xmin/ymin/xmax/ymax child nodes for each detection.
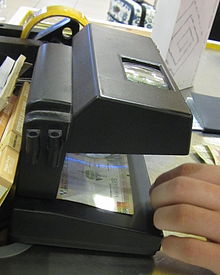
<box><xmin>206</xmin><ymin>40</ymin><xmax>220</xmax><ymax>51</ymax></box>
<box><xmin>20</xmin><ymin>5</ymin><xmax>89</xmax><ymax>39</ymax></box>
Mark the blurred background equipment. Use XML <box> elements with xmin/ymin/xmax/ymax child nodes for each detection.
<box><xmin>0</xmin><ymin>0</ymin><xmax>6</xmax><ymax>21</ymax></box>
<box><xmin>107</xmin><ymin>0</ymin><xmax>156</xmax><ymax>30</ymax></box>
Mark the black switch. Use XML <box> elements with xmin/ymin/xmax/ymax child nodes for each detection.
<box><xmin>47</xmin><ymin>129</ymin><xmax>63</xmax><ymax>168</ymax></box>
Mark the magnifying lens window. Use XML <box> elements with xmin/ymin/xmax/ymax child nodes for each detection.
<box><xmin>123</xmin><ymin>60</ymin><xmax>169</xmax><ymax>90</ymax></box>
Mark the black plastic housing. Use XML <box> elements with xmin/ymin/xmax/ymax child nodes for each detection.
<box><xmin>9</xmin><ymin>23</ymin><xmax>192</xmax><ymax>256</ymax></box>
<box><xmin>11</xmin><ymin>155</ymin><xmax>162</xmax><ymax>255</ymax></box>
<box><xmin>69</xmin><ymin>24</ymin><xmax>192</xmax><ymax>155</ymax></box>
<box><xmin>16</xmin><ymin>24</ymin><xmax>192</xmax><ymax>199</ymax></box>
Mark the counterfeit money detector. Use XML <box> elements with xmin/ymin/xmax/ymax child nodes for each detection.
<box><xmin>2</xmin><ymin>23</ymin><xmax>192</xmax><ymax>255</ymax></box>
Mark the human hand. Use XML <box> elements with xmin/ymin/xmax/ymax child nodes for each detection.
<box><xmin>150</xmin><ymin>163</ymin><xmax>220</xmax><ymax>274</ymax></box>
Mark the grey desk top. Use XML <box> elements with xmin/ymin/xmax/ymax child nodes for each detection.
<box><xmin>193</xmin><ymin>48</ymin><xmax>220</xmax><ymax>97</ymax></box>
<box><xmin>0</xmin><ymin>243</ymin><xmax>214</xmax><ymax>275</ymax></box>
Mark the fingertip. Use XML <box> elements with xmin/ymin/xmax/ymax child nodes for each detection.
<box><xmin>153</xmin><ymin>208</ymin><xmax>164</xmax><ymax>230</ymax></box>
<box><xmin>149</xmin><ymin>183</ymin><xmax>155</xmax><ymax>195</ymax></box>
<box><xmin>149</xmin><ymin>186</ymin><xmax>157</xmax><ymax>208</ymax></box>
<box><xmin>161</xmin><ymin>235</ymin><xmax>176</xmax><ymax>252</ymax></box>
<box><xmin>160</xmin><ymin>236</ymin><xmax>186</xmax><ymax>262</ymax></box>
<box><xmin>160</xmin><ymin>236</ymin><xmax>220</xmax><ymax>273</ymax></box>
